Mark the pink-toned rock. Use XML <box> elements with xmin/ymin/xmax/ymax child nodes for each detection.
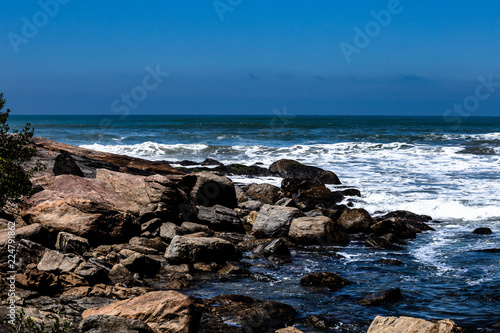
<box><xmin>367</xmin><ymin>316</ymin><xmax>463</xmax><ymax>333</ymax></box>
<box><xmin>82</xmin><ymin>290</ymin><xmax>200</xmax><ymax>333</ymax></box>
<box><xmin>21</xmin><ymin>175</ymin><xmax>139</xmax><ymax>245</ymax></box>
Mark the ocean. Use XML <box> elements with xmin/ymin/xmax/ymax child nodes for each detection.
<box><xmin>10</xmin><ymin>115</ymin><xmax>500</xmax><ymax>331</ymax></box>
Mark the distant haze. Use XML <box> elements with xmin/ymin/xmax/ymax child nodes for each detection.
<box><xmin>1</xmin><ymin>1</ymin><xmax>499</xmax><ymax>116</ymax></box>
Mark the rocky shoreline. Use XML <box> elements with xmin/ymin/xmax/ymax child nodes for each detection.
<box><xmin>0</xmin><ymin>137</ymin><xmax>471</xmax><ymax>332</ymax></box>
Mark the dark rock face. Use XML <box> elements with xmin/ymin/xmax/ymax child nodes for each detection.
<box><xmin>300</xmin><ymin>272</ymin><xmax>350</xmax><ymax>291</ymax></box>
<box><xmin>80</xmin><ymin>315</ymin><xmax>154</xmax><ymax>333</ymax></box>
<box><xmin>472</xmin><ymin>227</ymin><xmax>492</xmax><ymax>235</ymax></box>
<box><xmin>293</xmin><ymin>187</ymin><xmax>344</xmax><ymax>211</ymax></box>
<box><xmin>379</xmin><ymin>210</ymin><xmax>434</xmax><ymax>233</ymax></box>
<box><xmin>164</xmin><ymin>236</ymin><xmax>240</xmax><ymax>264</ymax></box>
<box><xmin>281</xmin><ymin>177</ymin><xmax>325</xmax><ymax>193</ymax></box>
<box><xmin>337</xmin><ymin>208</ymin><xmax>376</xmax><ymax>233</ymax></box>
<box><xmin>196</xmin><ymin>205</ymin><xmax>244</xmax><ymax>233</ymax></box>
<box><xmin>253</xmin><ymin>238</ymin><xmax>291</xmax><ymax>257</ymax></box>
<box><xmin>120</xmin><ymin>253</ymin><xmax>161</xmax><ymax>278</ymax></box>
<box><xmin>359</xmin><ymin>288</ymin><xmax>402</xmax><ymax>306</ymax></box>
<box><xmin>53</xmin><ymin>151</ymin><xmax>84</xmax><ymax>177</ymax></box>
<box><xmin>199</xmin><ymin>294</ymin><xmax>297</xmax><ymax>332</ymax></box>
<box><xmin>378</xmin><ymin>259</ymin><xmax>402</xmax><ymax>265</ymax></box>
<box><xmin>269</xmin><ymin>159</ymin><xmax>341</xmax><ymax>185</ymax></box>
<box><xmin>191</xmin><ymin>172</ymin><xmax>237</xmax><ymax>208</ymax></box>
<box><xmin>56</xmin><ymin>232</ymin><xmax>90</xmax><ymax>255</ymax></box>
<box><xmin>245</xmin><ymin>183</ymin><xmax>284</xmax><ymax>205</ymax></box>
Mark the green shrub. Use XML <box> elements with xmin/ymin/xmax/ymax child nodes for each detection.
<box><xmin>0</xmin><ymin>93</ymin><xmax>41</xmax><ymax>209</ymax></box>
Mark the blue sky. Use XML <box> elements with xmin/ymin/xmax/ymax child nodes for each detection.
<box><xmin>1</xmin><ymin>0</ymin><xmax>499</xmax><ymax>115</ymax></box>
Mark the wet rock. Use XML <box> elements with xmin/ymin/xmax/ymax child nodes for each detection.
<box><xmin>339</xmin><ymin>188</ymin><xmax>362</xmax><ymax>197</ymax></box>
<box><xmin>108</xmin><ymin>264</ymin><xmax>134</xmax><ymax>286</ymax></box>
<box><xmin>53</xmin><ymin>150</ymin><xmax>84</xmax><ymax>177</ymax></box>
<box><xmin>181</xmin><ymin>222</ymin><xmax>213</xmax><ymax>235</ymax></box>
<box><xmin>303</xmin><ymin>315</ymin><xmax>338</xmax><ymax>330</ymax></box>
<box><xmin>165</xmin><ymin>235</ymin><xmax>240</xmax><ymax>264</ymax></box>
<box><xmin>377</xmin><ymin>258</ymin><xmax>402</xmax><ymax>265</ymax></box>
<box><xmin>80</xmin><ymin>314</ymin><xmax>154</xmax><ymax>333</ymax></box>
<box><xmin>275</xmin><ymin>328</ymin><xmax>304</xmax><ymax>333</ymax></box>
<box><xmin>293</xmin><ymin>187</ymin><xmax>344</xmax><ymax>211</ymax></box>
<box><xmin>120</xmin><ymin>253</ymin><xmax>161</xmax><ymax>278</ymax></box>
<box><xmin>82</xmin><ymin>291</ymin><xmax>200</xmax><ymax>333</ymax></box>
<box><xmin>141</xmin><ymin>218</ymin><xmax>162</xmax><ymax>233</ymax></box>
<box><xmin>252</xmin><ymin>205</ymin><xmax>303</xmax><ymax>238</ymax></box>
<box><xmin>238</xmin><ymin>200</ymin><xmax>264</xmax><ymax>211</ymax></box>
<box><xmin>164</xmin><ymin>273</ymin><xmax>194</xmax><ymax>290</ymax></box>
<box><xmin>360</xmin><ymin>288</ymin><xmax>402</xmax><ymax>306</ymax></box>
<box><xmin>379</xmin><ymin>210</ymin><xmax>434</xmax><ymax>233</ymax></box>
<box><xmin>197</xmin><ymin>205</ymin><xmax>245</xmax><ymax>233</ymax></box>
<box><xmin>245</xmin><ymin>183</ymin><xmax>284</xmax><ymax>205</ymax></box>
<box><xmin>191</xmin><ymin>172</ymin><xmax>237</xmax><ymax>208</ymax></box>
<box><xmin>218</xmin><ymin>262</ymin><xmax>251</xmax><ymax>276</ymax></box>
<box><xmin>337</xmin><ymin>208</ymin><xmax>376</xmax><ymax>233</ymax></box>
<box><xmin>472</xmin><ymin>227</ymin><xmax>492</xmax><ymax>235</ymax></box>
<box><xmin>251</xmin><ymin>273</ymin><xmax>277</xmax><ymax>282</ymax></box>
<box><xmin>288</xmin><ymin>216</ymin><xmax>349</xmax><ymax>246</ymax></box>
<box><xmin>253</xmin><ymin>238</ymin><xmax>291</xmax><ymax>257</ymax></box>
<box><xmin>56</xmin><ymin>231</ymin><xmax>90</xmax><ymax>255</ymax></box>
<box><xmin>281</xmin><ymin>177</ymin><xmax>325</xmax><ymax>193</ymax></box>
<box><xmin>300</xmin><ymin>272</ymin><xmax>350</xmax><ymax>291</ymax></box>
<box><xmin>21</xmin><ymin>175</ymin><xmax>139</xmax><ymax>245</ymax></box>
<box><xmin>37</xmin><ymin>250</ymin><xmax>83</xmax><ymax>273</ymax></box>
<box><xmin>201</xmin><ymin>158</ymin><xmax>224</xmax><ymax>167</ymax></box>
<box><xmin>159</xmin><ymin>222</ymin><xmax>183</xmax><ymax>243</ymax></box>
<box><xmin>269</xmin><ymin>159</ymin><xmax>341</xmax><ymax>184</ymax></box>
<box><xmin>200</xmin><ymin>294</ymin><xmax>297</xmax><ymax>332</ymax></box>
<box><xmin>129</xmin><ymin>236</ymin><xmax>167</xmax><ymax>252</ymax></box>
<box><xmin>367</xmin><ymin>315</ymin><xmax>462</xmax><ymax>333</ymax></box>
<box><xmin>365</xmin><ymin>234</ymin><xmax>399</xmax><ymax>249</ymax></box>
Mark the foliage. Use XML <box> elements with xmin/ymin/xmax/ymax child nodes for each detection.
<box><xmin>6</xmin><ymin>309</ymin><xmax>73</xmax><ymax>333</ymax></box>
<box><xmin>0</xmin><ymin>93</ymin><xmax>41</xmax><ymax>208</ymax></box>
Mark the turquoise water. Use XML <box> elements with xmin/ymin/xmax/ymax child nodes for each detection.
<box><xmin>10</xmin><ymin>115</ymin><xmax>500</xmax><ymax>331</ymax></box>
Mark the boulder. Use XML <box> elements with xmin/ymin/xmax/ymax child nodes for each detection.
<box><xmin>37</xmin><ymin>250</ymin><xmax>83</xmax><ymax>273</ymax></box>
<box><xmin>300</xmin><ymin>272</ymin><xmax>350</xmax><ymax>291</ymax></box>
<box><xmin>108</xmin><ymin>264</ymin><xmax>134</xmax><ymax>286</ymax></box>
<box><xmin>238</xmin><ymin>200</ymin><xmax>264</xmax><ymax>211</ymax></box>
<box><xmin>141</xmin><ymin>218</ymin><xmax>163</xmax><ymax>233</ymax></box>
<box><xmin>337</xmin><ymin>208</ymin><xmax>376</xmax><ymax>233</ymax></box>
<box><xmin>21</xmin><ymin>175</ymin><xmax>139</xmax><ymax>245</ymax></box>
<box><xmin>218</xmin><ymin>262</ymin><xmax>251</xmax><ymax>276</ymax></box>
<box><xmin>379</xmin><ymin>210</ymin><xmax>434</xmax><ymax>233</ymax></box>
<box><xmin>281</xmin><ymin>177</ymin><xmax>325</xmax><ymax>193</ymax></box>
<box><xmin>159</xmin><ymin>222</ymin><xmax>183</xmax><ymax>243</ymax></box>
<box><xmin>472</xmin><ymin>227</ymin><xmax>492</xmax><ymax>235</ymax></box>
<box><xmin>196</xmin><ymin>205</ymin><xmax>244</xmax><ymax>233</ymax></box>
<box><xmin>120</xmin><ymin>253</ymin><xmax>161</xmax><ymax>278</ymax></box>
<box><xmin>181</xmin><ymin>222</ymin><xmax>213</xmax><ymax>235</ymax></box>
<box><xmin>245</xmin><ymin>183</ymin><xmax>284</xmax><ymax>205</ymax></box>
<box><xmin>275</xmin><ymin>328</ymin><xmax>304</xmax><ymax>333</ymax></box>
<box><xmin>288</xmin><ymin>216</ymin><xmax>349</xmax><ymax>246</ymax></box>
<box><xmin>269</xmin><ymin>159</ymin><xmax>341</xmax><ymax>184</ymax></box>
<box><xmin>293</xmin><ymin>187</ymin><xmax>344</xmax><ymax>211</ymax></box>
<box><xmin>56</xmin><ymin>232</ymin><xmax>90</xmax><ymax>255</ymax></box>
<box><xmin>129</xmin><ymin>237</ymin><xmax>168</xmax><ymax>252</ymax></box>
<box><xmin>252</xmin><ymin>205</ymin><xmax>303</xmax><ymax>238</ymax></box>
<box><xmin>74</xmin><ymin>261</ymin><xmax>109</xmax><ymax>284</ymax></box>
<box><xmin>53</xmin><ymin>150</ymin><xmax>84</xmax><ymax>177</ymax></box>
<box><xmin>253</xmin><ymin>238</ymin><xmax>290</xmax><ymax>257</ymax></box>
<box><xmin>190</xmin><ymin>172</ymin><xmax>237</xmax><ymax>208</ymax></box>
<box><xmin>82</xmin><ymin>291</ymin><xmax>200</xmax><ymax>333</ymax></box>
<box><xmin>359</xmin><ymin>288</ymin><xmax>402</xmax><ymax>305</ymax></box>
<box><xmin>96</xmin><ymin>169</ymin><xmax>194</xmax><ymax>222</ymax></box>
<box><xmin>13</xmin><ymin>240</ymin><xmax>48</xmax><ymax>271</ymax></box>
<box><xmin>367</xmin><ymin>316</ymin><xmax>462</xmax><ymax>333</ymax></box>
<box><xmin>165</xmin><ymin>236</ymin><xmax>240</xmax><ymax>264</ymax></box>
<box><xmin>80</xmin><ymin>315</ymin><xmax>154</xmax><ymax>333</ymax></box>
<box><xmin>0</xmin><ymin>223</ymin><xmax>49</xmax><ymax>248</ymax></box>
<box><xmin>200</xmin><ymin>294</ymin><xmax>296</xmax><ymax>332</ymax></box>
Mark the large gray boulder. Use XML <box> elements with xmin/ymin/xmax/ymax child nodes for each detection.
<box><xmin>252</xmin><ymin>205</ymin><xmax>303</xmax><ymax>238</ymax></box>
<box><xmin>196</xmin><ymin>205</ymin><xmax>244</xmax><ymax>233</ymax></box>
<box><xmin>269</xmin><ymin>159</ymin><xmax>341</xmax><ymax>184</ymax></box>
<box><xmin>288</xmin><ymin>216</ymin><xmax>349</xmax><ymax>246</ymax></box>
<box><xmin>164</xmin><ymin>236</ymin><xmax>240</xmax><ymax>264</ymax></box>
<box><xmin>367</xmin><ymin>316</ymin><xmax>463</xmax><ymax>333</ymax></box>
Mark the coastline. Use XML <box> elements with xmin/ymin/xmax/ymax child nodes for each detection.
<box><xmin>0</xmin><ymin>137</ymin><xmax>497</xmax><ymax>332</ymax></box>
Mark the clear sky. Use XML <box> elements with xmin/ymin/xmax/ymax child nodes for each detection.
<box><xmin>1</xmin><ymin>0</ymin><xmax>499</xmax><ymax>116</ymax></box>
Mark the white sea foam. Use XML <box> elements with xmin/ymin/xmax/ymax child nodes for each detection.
<box><xmin>79</xmin><ymin>141</ymin><xmax>500</xmax><ymax>222</ymax></box>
